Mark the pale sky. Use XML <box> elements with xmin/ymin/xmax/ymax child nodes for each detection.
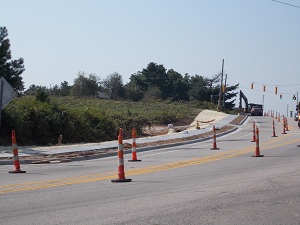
<box><xmin>1</xmin><ymin>0</ymin><xmax>299</xmax><ymax>115</ymax></box>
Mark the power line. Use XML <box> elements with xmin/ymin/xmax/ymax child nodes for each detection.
<box><xmin>271</xmin><ymin>0</ymin><xmax>300</xmax><ymax>9</ymax></box>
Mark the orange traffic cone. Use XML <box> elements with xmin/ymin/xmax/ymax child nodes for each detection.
<box><xmin>252</xmin><ymin>126</ymin><xmax>264</xmax><ymax>157</ymax></box>
<box><xmin>251</xmin><ymin>122</ymin><xmax>256</xmax><ymax>142</ymax></box>
<box><xmin>282</xmin><ymin>118</ymin><xmax>287</xmax><ymax>134</ymax></box>
<box><xmin>111</xmin><ymin>128</ymin><xmax>132</xmax><ymax>183</ymax></box>
<box><xmin>210</xmin><ymin>125</ymin><xmax>220</xmax><ymax>150</ymax></box>
<box><xmin>128</xmin><ymin>128</ymin><xmax>141</xmax><ymax>162</ymax></box>
<box><xmin>285</xmin><ymin>118</ymin><xmax>289</xmax><ymax>131</ymax></box>
<box><xmin>9</xmin><ymin>130</ymin><xmax>26</xmax><ymax>173</ymax></box>
<box><xmin>271</xmin><ymin>119</ymin><xmax>277</xmax><ymax>137</ymax></box>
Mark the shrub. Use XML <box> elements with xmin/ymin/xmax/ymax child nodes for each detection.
<box><xmin>35</xmin><ymin>87</ymin><xmax>50</xmax><ymax>102</ymax></box>
<box><xmin>1</xmin><ymin>96</ymin><xmax>200</xmax><ymax>145</ymax></box>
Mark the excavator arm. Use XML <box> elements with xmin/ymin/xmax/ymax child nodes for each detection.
<box><xmin>239</xmin><ymin>90</ymin><xmax>249</xmax><ymax>113</ymax></box>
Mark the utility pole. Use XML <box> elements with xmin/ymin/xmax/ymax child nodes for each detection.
<box><xmin>262</xmin><ymin>94</ymin><xmax>264</xmax><ymax>114</ymax></box>
<box><xmin>218</xmin><ymin>59</ymin><xmax>224</xmax><ymax>111</ymax></box>
<box><xmin>222</xmin><ymin>73</ymin><xmax>227</xmax><ymax>109</ymax></box>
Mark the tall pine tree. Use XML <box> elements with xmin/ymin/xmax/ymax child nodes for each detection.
<box><xmin>0</xmin><ymin>27</ymin><xmax>25</xmax><ymax>92</ymax></box>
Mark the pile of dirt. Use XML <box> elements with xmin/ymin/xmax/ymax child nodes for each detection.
<box><xmin>188</xmin><ymin>110</ymin><xmax>229</xmax><ymax>130</ymax></box>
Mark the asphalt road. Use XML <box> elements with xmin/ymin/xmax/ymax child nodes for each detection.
<box><xmin>1</xmin><ymin>116</ymin><xmax>300</xmax><ymax>225</ymax></box>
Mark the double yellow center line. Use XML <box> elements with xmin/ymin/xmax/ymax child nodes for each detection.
<box><xmin>0</xmin><ymin>132</ymin><xmax>299</xmax><ymax>195</ymax></box>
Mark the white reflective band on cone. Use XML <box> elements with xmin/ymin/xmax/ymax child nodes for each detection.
<box><xmin>118</xmin><ymin>143</ymin><xmax>123</xmax><ymax>151</ymax></box>
<box><xmin>119</xmin><ymin>158</ymin><xmax>124</xmax><ymax>166</ymax></box>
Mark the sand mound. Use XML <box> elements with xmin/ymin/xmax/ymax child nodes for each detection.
<box><xmin>188</xmin><ymin>110</ymin><xmax>228</xmax><ymax>130</ymax></box>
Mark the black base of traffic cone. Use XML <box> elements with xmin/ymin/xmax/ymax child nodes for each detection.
<box><xmin>9</xmin><ymin>170</ymin><xmax>26</xmax><ymax>173</ymax></box>
<box><xmin>251</xmin><ymin>155</ymin><xmax>264</xmax><ymax>157</ymax></box>
<box><xmin>210</xmin><ymin>147</ymin><xmax>220</xmax><ymax>150</ymax></box>
<box><xmin>128</xmin><ymin>159</ymin><xmax>142</xmax><ymax>162</ymax></box>
<box><xmin>111</xmin><ymin>178</ymin><xmax>132</xmax><ymax>183</ymax></box>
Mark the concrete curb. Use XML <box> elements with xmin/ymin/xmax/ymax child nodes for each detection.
<box><xmin>238</xmin><ymin>115</ymin><xmax>249</xmax><ymax>125</ymax></box>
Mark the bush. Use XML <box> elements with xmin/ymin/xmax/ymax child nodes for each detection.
<box><xmin>1</xmin><ymin>96</ymin><xmax>199</xmax><ymax>145</ymax></box>
<box><xmin>1</xmin><ymin>96</ymin><xmax>115</xmax><ymax>145</ymax></box>
<box><xmin>35</xmin><ymin>87</ymin><xmax>50</xmax><ymax>102</ymax></box>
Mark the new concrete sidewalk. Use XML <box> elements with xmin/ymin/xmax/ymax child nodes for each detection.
<box><xmin>0</xmin><ymin>112</ymin><xmax>245</xmax><ymax>165</ymax></box>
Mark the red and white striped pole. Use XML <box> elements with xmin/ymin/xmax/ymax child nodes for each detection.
<box><xmin>9</xmin><ymin>130</ymin><xmax>26</xmax><ymax>173</ymax></box>
<box><xmin>271</xmin><ymin>119</ymin><xmax>277</xmax><ymax>137</ymax></box>
<box><xmin>282</xmin><ymin>118</ymin><xmax>287</xmax><ymax>134</ymax></box>
<box><xmin>128</xmin><ymin>128</ymin><xmax>141</xmax><ymax>162</ymax></box>
<box><xmin>251</xmin><ymin>122</ymin><xmax>256</xmax><ymax>142</ymax></box>
<box><xmin>252</xmin><ymin>126</ymin><xmax>264</xmax><ymax>157</ymax></box>
<box><xmin>210</xmin><ymin>125</ymin><xmax>220</xmax><ymax>150</ymax></box>
<box><xmin>111</xmin><ymin>128</ymin><xmax>132</xmax><ymax>183</ymax></box>
<box><xmin>278</xmin><ymin>113</ymin><xmax>281</xmax><ymax>122</ymax></box>
<box><xmin>285</xmin><ymin>118</ymin><xmax>289</xmax><ymax>131</ymax></box>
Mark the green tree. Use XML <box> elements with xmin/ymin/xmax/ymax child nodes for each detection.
<box><xmin>60</xmin><ymin>81</ymin><xmax>71</xmax><ymax>96</ymax></box>
<box><xmin>125</xmin><ymin>72</ymin><xmax>147</xmax><ymax>101</ymax></box>
<box><xmin>102</xmin><ymin>72</ymin><xmax>125</xmax><ymax>100</ymax></box>
<box><xmin>142</xmin><ymin>86</ymin><xmax>162</xmax><ymax>102</ymax></box>
<box><xmin>165</xmin><ymin>69</ymin><xmax>189</xmax><ymax>101</ymax></box>
<box><xmin>49</xmin><ymin>84</ymin><xmax>60</xmax><ymax>96</ymax></box>
<box><xmin>125</xmin><ymin>62</ymin><xmax>239</xmax><ymax>108</ymax></box>
<box><xmin>142</xmin><ymin>62</ymin><xmax>168</xmax><ymax>99</ymax></box>
<box><xmin>188</xmin><ymin>75</ymin><xmax>210</xmax><ymax>101</ymax></box>
<box><xmin>24</xmin><ymin>84</ymin><xmax>38</xmax><ymax>95</ymax></box>
<box><xmin>206</xmin><ymin>73</ymin><xmax>221</xmax><ymax>89</ymax></box>
<box><xmin>0</xmin><ymin>27</ymin><xmax>25</xmax><ymax>92</ymax></box>
<box><xmin>223</xmin><ymin>83</ymin><xmax>239</xmax><ymax>111</ymax></box>
<box><xmin>49</xmin><ymin>81</ymin><xmax>71</xmax><ymax>96</ymax></box>
<box><xmin>71</xmin><ymin>72</ymin><xmax>99</xmax><ymax>97</ymax></box>
<box><xmin>125</xmin><ymin>62</ymin><xmax>168</xmax><ymax>101</ymax></box>
<box><xmin>35</xmin><ymin>86</ymin><xmax>50</xmax><ymax>102</ymax></box>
